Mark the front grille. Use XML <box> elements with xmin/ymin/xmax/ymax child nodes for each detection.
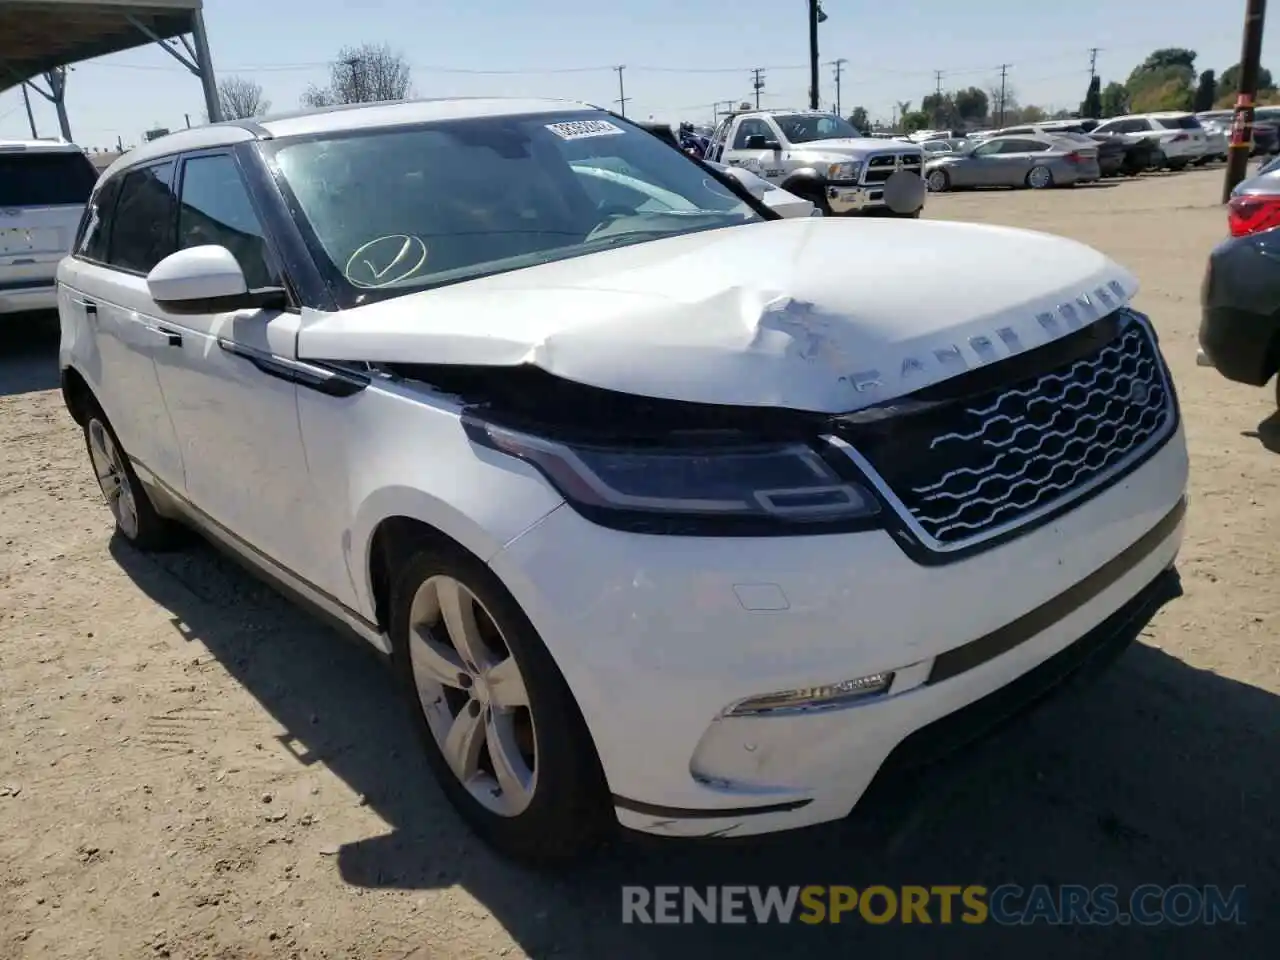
<box><xmin>840</xmin><ymin>317</ymin><xmax>1175</xmax><ymax>549</ymax></box>
<box><xmin>862</xmin><ymin>153</ymin><xmax>923</xmax><ymax>185</ymax></box>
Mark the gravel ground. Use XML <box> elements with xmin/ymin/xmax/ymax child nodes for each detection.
<box><xmin>1</xmin><ymin>166</ymin><xmax>1277</xmax><ymax>960</ymax></box>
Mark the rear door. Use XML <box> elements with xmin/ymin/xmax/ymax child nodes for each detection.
<box><xmin>0</xmin><ymin>148</ymin><xmax>99</xmax><ymax>305</ymax></box>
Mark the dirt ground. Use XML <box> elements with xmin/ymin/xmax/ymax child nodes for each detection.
<box><xmin>1</xmin><ymin>167</ymin><xmax>1277</xmax><ymax>960</ymax></box>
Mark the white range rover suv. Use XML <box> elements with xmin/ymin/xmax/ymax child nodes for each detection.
<box><xmin>59</xmin><ymin>98</ymin><xmax>1188</xmax><ymax>864</ymax></box>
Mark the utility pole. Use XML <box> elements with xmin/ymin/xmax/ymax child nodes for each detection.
<box><xmin>614</xmin><ymin>65</ymin><xmax>629</xmax><ymax>116</ymax></box>
<box><xmin>751</xmin><ymin>67</ymin><xmax>765</xmax><ymax>109</ymax></box>
<box><xmin>184</xmin><ymin>113</ymin><xmax>191</xmax><ymax>129</ymax></box>
<box><xmin>997</xmin><ymin>63</ymin><xmax>1011</xmax><ymax>127</ymax></box>
<box><xmin>1088</xmin><ymin>47</ymin><xmax>1099</xmax><ymax>81</ymax></box>
<box><xmin>1225</xmin><ymin>0</ymin><xmax>1268</xmax><ymax>200</ymax></box>
<box><xmin>933</xmin><ymin>69</ymin><xmax>944</xmax><ymax>128</ymax></box>
<box><xmin>807</xmin><ymin>0</ymin><xmax>821</xmax><ymax>109</ymax></box>
<box><xmin>832</xmin><ymin>58</ymin><xmax>847</xmax><ymax>116</ymax></box>
<box><xmin>20</xmin><ymin>83</ymin><xmax>37</xmax><ymax>138</ymax></box>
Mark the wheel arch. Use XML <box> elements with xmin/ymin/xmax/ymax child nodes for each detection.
<box><xmin>61</xmin><ymin>365</ymin><xmax>95</xmax><ymax>426</ymax></box>
<box><xmin>779</xmin><ymin>167</ymin><xmax>827</xmax><ymax>197</ymax></box>
<box><xmin>355</xmin><ymin>486</ymin><xmax>558</xmax><ymax>636</ymax></box>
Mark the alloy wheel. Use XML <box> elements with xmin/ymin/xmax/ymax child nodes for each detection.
<box><xmin>1028</xmin><ymin>166</ymin><xmax>1052</xmax><ymax>189</ymax></box>
<box><xmin>926</xmin><ymin>170</ymin><xmax>947</xmax><ymax>192</ymax></box>
<box><xmin>87</xmin><ymin>419</ymin><xmax>139</xmax><ymax>539</ymax></box>
<box><xmin>408</xmin><ymin>575</ymin><xmax>538</xmax><ymax>817</ymax></box>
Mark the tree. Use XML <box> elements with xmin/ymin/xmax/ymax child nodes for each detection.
<box><xmin>901</xmin><ymin>110</ymin><xmax>930</xmax><ymax>133</ymax></box>
<box><xmin>847</xmin><ymin>106</ymin><xmax>870</xmax><ymax>131</ymax></box>
<box><xmin>921</xmin><ymin>92</ymin><xmax>958</xmax><ymax>128</ymax></box>
<box><xmin>1080</xmin><ymin>75</ymin><xmax>1102</xmax><ymax>119</ymax></box>
<box><xmin>1135</xmin><ymin>48</ymin><xmax>1197</xmax><ymax>74</ymax></box>
<box><xmin>1219</xmin><ymin>63</ymin><xmax>1273</xmax><ymax>95</ymax></box>
<box><xmin>302</xmin><ymin>43</ymin><xmax>412</xmax><ymax>107</ymax></box>
<box><xmin>953</xmin><ymin>86</ymin><xmax>988</xmax><ymax>123</ymax></box>
<box><xmin>1129</xmin><ymin>70</ymin><xmax>1194</xmax><ymax>112</ymax></box>
<box><xmin>1192</xmin><ymin>70</ymin><xmax>1217</xmax><ymax>112</ymax></box>
<box><xmin>1101</xmin><ymin>81</ymin><xmax>1130</xmax><ymax>117</ymax></box>
<box><xmin>218</xmin><ymin>76</ymin><xmax>269</xmax><ymax>120</ymax></box>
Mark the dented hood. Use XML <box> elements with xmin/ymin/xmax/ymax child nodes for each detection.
<box><xmin>297</xmin><ymin>217</ymin><xmax>1138</xmax><ymax>413</ymax></box>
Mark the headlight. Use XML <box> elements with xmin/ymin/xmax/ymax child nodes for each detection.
<box><xmin>463</xmin><ymin>417</ymin><xmax>881</xmax><ymax>535</ymax></box>
<box><xmin>826</xmin><ymin>160</ymin><xmax>861</xmax><ymax>182</ymax></box>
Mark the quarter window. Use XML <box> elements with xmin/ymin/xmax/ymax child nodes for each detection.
<box><xmin>176</xmin><ymin>154</ymin><xmax>278</xmax><ymax>289</ymax></box>
<box><xmin>106</xmin><ymin>162</ymin><xmax>177</xmax><ymax>274</ymax></box>
<box><xmin>75</xmin><ymin>177</ymin><xmax>122</xmax><ymax>263</ymax></box>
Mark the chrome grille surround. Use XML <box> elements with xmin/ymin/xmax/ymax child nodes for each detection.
<box><xmin>827</xmin><ymin>312</ymin><xmax>1177</xmax><ymax>555</ymax></box>
<box><xmin>861</xmin><ymin>152</ymin><xmax>924</xmax><ymax>185</ymax></box>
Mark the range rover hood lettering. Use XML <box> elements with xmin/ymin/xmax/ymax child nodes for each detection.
<box><xmin>297</xmin><ymin>217</ymin><xmax>1138</xmax><ymax>414</ymax></box>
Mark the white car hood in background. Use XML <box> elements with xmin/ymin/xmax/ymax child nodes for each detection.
<box><xmin>298</xmin><ymin>218</ymin><xmax>1137</xmax><ymax>413</ymax></box>
<box><xmin>794</xmin><ymin>137</ymin><xmax>916</xmax><ymax>155</ymax></box>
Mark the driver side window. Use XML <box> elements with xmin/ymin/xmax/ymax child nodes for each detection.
<box><xmin>973</xmin><ymin>141</ymin><xmax>1003</xmax><ymax>156</ymax></box>
<box><xmin>733</xmin><ymin>119</ymin><xmax>773</xmax><ymax>149</ymax></box>
<box><xmin>176</xmin><ymin>153</ymin><xmax>279</xmax><ymax>290</ymax></box>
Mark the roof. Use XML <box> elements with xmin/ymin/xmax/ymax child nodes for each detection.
<box><xmin>101</xmin><ymin>96</ymin><xmax>596</xmax><ymax>178</ymax></box>
<box><xmin>0</xmin><ymin>137</ymin><xmax>82</xmax><ymax>153</ymax></box>
<box><xmin>0</xmin><ymin>0</ymin><xmax>201</xmax><ymax>94</ymax></box>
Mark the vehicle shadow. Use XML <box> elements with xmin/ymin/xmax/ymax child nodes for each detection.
<box><xmin>110</xmin><ymin>539</ymin><xmax>1278</xmax><ymax>959</ymax></box>
<box><xmin>1244</xmin><ymin>411</ymin><xmax>1280</xmax><ymax>454</ymax></box>
<box><xmin>0</xmin><ymin>312</ymin><xmax>61</xmax><ymax>398</ymax></box>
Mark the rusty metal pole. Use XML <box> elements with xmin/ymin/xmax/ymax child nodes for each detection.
<box><xmin>1223</xmin><ymin>0</ymin><xmax>1268</xmax><ymax>202</ymax></box>
<box><xmin>808</xmin><ymin>1</ymin><xmax>820</xmax><ymax>109</ymax></box>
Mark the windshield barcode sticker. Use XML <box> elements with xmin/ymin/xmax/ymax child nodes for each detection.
<box><xmin>545</xmin><ymin>120</ymin><xmax>626</xmax><ymax>141</ymax></box>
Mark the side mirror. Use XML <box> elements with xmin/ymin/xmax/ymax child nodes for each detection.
<box><xmin>147</xmin><ymin>245</ymin><xmax>285</xmax><ymax>314</ymax></box>
<box><xmin>744</xmin><ymin>134</ymin><xmax>780</xmax><ymax>150</ymax></box>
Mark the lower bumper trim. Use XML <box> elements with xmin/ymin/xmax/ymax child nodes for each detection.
<box><xmin>612</xmin><ymin>794</ymin><xmax>812</xmax><ymax>820</ymax></box>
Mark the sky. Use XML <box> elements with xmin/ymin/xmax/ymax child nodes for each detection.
<box><xmin>0</xmin><ymin>0</ymin><xmax>1271</xmax><ymax>149</ymax></box>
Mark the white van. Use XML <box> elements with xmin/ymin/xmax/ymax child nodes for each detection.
<box><xmin>1</xmin><ymin>139</ymin><xmax>100</xmax><ymax>318</ymax></box>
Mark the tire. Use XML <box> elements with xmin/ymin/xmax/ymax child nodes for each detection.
<box><xmin>390</xmin><ymin>542</ymin><xmax>613</xmax><ymax>866</ymax></box>
<box><xmin>1168</xmin><ymin>160</ymin><xmax>1188</xmax><ymax>172</ymax></box>
<box><xmin>1026</xmin><ymin>165</ymin><xmax>1054</xmax><ymax>189</ymax></box>
<box><xmin>83</xmin><ymin>404</ymin><xmax>183</xmax><ymax>551</ymax></box>
<box><xmin>793</xmin><ymin>185</ymin><xmax>831</xmax><ymax>216</ymax></box>
<box><xmin>926</xmin><ymin>169</ymin><xmax>950</xmax><ymax>193</ymax></box>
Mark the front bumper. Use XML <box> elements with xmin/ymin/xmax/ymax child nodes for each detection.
<box><xmin>490</xmin><ymin>425</ymin><xmax>1189</xmax><ymax>838</ymax></box>
<box><xmin>827</xmin><ymin>183</ymin><xmax>891</xmax><ymax>214</ymax></box>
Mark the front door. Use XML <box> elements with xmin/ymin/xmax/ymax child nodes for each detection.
<box><xmin>147</xmin><ymin>150</ymin><xmax>316</xmax><ymax>577</ymax></box>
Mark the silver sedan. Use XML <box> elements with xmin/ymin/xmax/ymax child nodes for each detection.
<box><xmin>925</xmin><ymin>135</ymin><xmax>1101</xmax><ymax>191</ymax></box>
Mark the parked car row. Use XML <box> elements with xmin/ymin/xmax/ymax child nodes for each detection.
<box><xmin>919</xmin><ymin>111</ymin><xmax>1259</xmax><ymax>195</ymax></box>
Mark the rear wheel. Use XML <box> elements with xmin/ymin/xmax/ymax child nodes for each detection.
<box><xmin>926</xmin><ymin>169</ymin><xmax>950</xmax><ymax>193</ymax></box>
<box><xmin>391</xmin><ymin>543</ymin><xmax>613</xmax><ymax>866</ymax></box>
<box><xmin>1026</xmin><ymin>165</ymin><xmax>1054</xmax><ymax>189</ymax></box>
<box><xmin>83</xmin><ymin>406</ymin><xmax>182</xmax><ymax>551</ymax></box>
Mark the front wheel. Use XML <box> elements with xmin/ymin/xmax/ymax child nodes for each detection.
<box><xmin>392</xmin><ymin>544</ymin><xmax>613</xmax><ymax>866</ymax></box>
<box><xmin>1026</xmin><ymin>165</ymin><xmax>1054</xmax><ymax>189</ymax></box>
<box><xmin>926</xmin><ymin>169</ymin><xmax>950</xmax><ymax>192</ymax></box>
<box><xmin>83</xmin><ymin>407</ymin><xmax>182</xmax><ymax>551</ymax></box>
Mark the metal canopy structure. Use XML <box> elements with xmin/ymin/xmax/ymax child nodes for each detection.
<box><xmin>0</xmin><ymin>0</ymin><xmax>221</xmax><ymax>143</ymax></box>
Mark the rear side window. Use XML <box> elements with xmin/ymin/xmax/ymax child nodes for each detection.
<box><xmin>107</xmin><ymin>161</ymin><xmax>177</xmax><ymax>274</ymax></box>
<box><xmin>0</xmin><ymin>150</ymin><xmax>99</xmax><ymax>206</ymax></box>
<box><xmin>1157</xmin><ymin>116</ymin><xmax>1201</xmax><ymax>130</ymax></box>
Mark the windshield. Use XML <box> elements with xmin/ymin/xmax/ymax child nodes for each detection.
<box><xmin>0</xmin><ymin>151</ymin><xmax>99</xmax><ymax>206</ymax></box>
<box><xmin>1156</xmin><ymin>115</ymin><xmax>1202</xmax><ymax>130</ymax></box>
<box><xmin>267</xmin><ymin>111</ymin><xmax>763</xmax><ymax>305</ymax></box>
<box><xmin>773</xmin><ymin>113</ymin><xmax>862</xmax><ymax>143</ymax></box>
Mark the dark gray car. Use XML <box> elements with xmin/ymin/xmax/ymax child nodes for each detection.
<box><xmin>925</xmin><ymin>135</ymin><xmax>1101</xmax><ymax>191</ymax></box>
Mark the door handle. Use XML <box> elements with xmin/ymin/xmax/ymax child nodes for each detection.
<box><xmin>152</xmin><ymin>325</ymin><xmax>183</xmax><ymax>347</ymax></box>
<box><xmin>73</xmin><ymin>298</ymin><xmax>97</xmax><ymax>316</ymax></box>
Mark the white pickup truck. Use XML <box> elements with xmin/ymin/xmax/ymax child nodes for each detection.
<box><xmin>705</xmin><ymin>109</ymin><xmax>925</xmax><ymax>217</ymax></box>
